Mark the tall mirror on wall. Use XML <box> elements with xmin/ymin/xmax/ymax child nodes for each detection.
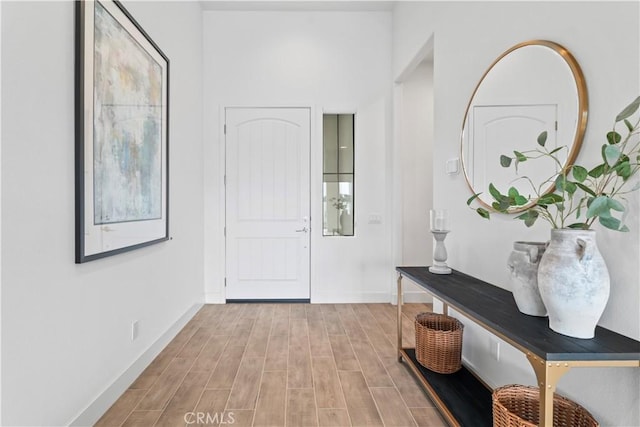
<box><xmin>323</xmin><ymin>114</ymin><xmax>355</xmax><ymax>236</ymax></box>
<box><xmin>461</xmin><ymin>40</ymin><xmax>588</xmax><ymax>211</ymax></box>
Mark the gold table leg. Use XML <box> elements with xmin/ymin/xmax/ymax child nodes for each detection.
<box><xmin>397</xmin><ymin>274</ymin><xmax>403</xmax><ymax>361</ymax></box>
<box><xmin>526</xmin><ymin>353</ymin><xmax>571</xmax><ymax>426</ymax></box>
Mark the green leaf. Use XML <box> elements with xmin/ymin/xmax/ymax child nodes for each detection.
<box><xmin>575</xmin><ymin>182</ymin><xmax>596</xmax><ymax>197</ymax></box>
<box><xmin>614</xmin><ymin>161</ymin><xmax>631</xmax><ymax>180</ymax></box>
<box><xmin>514</xmin><ymin>151</ymin><xmax>527</xmax><ymax>162</ymax></box>
<box><xmin>555</xmin><ymin>175</ymin><xmax>566</xmax><ymax>192</ymax></box>
<box><xmin>548</xmin><ymin>146</ymin><xmax>564</xmax><ymax>156</ymax></box>
<box><xmin>497</xmin><ymin>198</ymin><xmax>511</xmax><ymax>211</ymax></box>
<box><xmin>599</xmin><ymin>215</ymin><xmax>624</xmax><ymax>231</ymax></box>
<box><xmin>500</xmin><ymin>155</ymin><xmax>512</xmax><ymax>168</ymax></box>
<box><xmin>555</xmin><ymin>175</ymin><xmax>577</xmax><ymax>195</ymax></box>
<box><xmin>607</xmin><ymin>198</ymin><xmax>625</xmax><ymax>212</ymax></box>
<box><xmin>538</xmin><ymin>193</ymin><xmax>564</xmax><ymax>205</ymax></box>
<box><xmin>476</xmin><ymin>208</ymin><xmax>490</xmax><ymax>219</ymax></box>
<box><xmin>607</xmin><ymin>131</ymin><xmax>622</xmax><ymax>145</ymax></box>
<box><xmin>515</xmin><ymin>210</ymin><xmax>539</xmax><ymax>227</ymax></box>
<box><xmin>604</xmin><ymin>144</ymin><xmax>621</xmax><ymax>166</ymax></box>
<box><xmin>489</xmin><ymin>183</ymin><xmax>502</xmax><ymax>201</ymax></box>
<box><xmin>588</xmin><ymin>164</ymin><xmax>605</xmax><ymax>178</ymax></box>
<box><xmin>508</xmin><ymin>187</ymin><xmax>520</xmax><ymax>199</ymax></box>
<box><xmin>567</xmin><ymin>222</ymin><xmax>589</xmax><ymax>229</ymax></box>
<box><xmin>466</xmin><ymin>192</ymin><xmax>482</xmax><ymax>206</ymax></box>
<box><xmin>491</xmin><ymin>199</ymin><xmax>510</xmax><ymax>212</ymax></box>
<box><xmin>514</xmin><ymin>195</ymin><xmax>528</xmax><ymax>205</ymax></box>
<box><xmin>572</xmin><ymin>165</ymin><xmax>588</xmax><ymax>182</ymax></box>
<box><xmin>537</xmin><ymin>131</ymin><xmax>548</xmax><ymax>147</ymax></box>
<box><xmin>624</xmin><ymin>119</ymin><xmax>634</xmax><ymax>132</ymax></box>
<box><xmin>586</xmin><ymin>196</ymin><xmax>609</xmax><ymax>218</ymax></box>
<box><xmin>615</xmin><ymin>96</ymin><xmax>640</xmax><ymax>122</ymax></box>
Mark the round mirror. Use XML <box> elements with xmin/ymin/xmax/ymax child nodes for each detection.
<box><xmin>461</xmin><ymin>40</ymin><xmax>588</xmax><ymax>212</ymax></box>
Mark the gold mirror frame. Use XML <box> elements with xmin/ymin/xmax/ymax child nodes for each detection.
<box><xmin>461</xmin><ymin>40</ymin><xmax>588</xmax><ymax>213</ymax></box>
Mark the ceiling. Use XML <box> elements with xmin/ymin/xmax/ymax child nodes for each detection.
<box><xmin>199</xmin><ymin>0</ymin><xmax>396</xmax><ymax>12</ymax></box>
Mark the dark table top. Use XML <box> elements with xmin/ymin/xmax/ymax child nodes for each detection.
<box><xmin>396</xmin><ymin>267</ymin><xmax>640</xmax><ymax>361</ymax></box>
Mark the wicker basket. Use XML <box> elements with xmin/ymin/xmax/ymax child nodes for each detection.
<box><xmin>492</xmin><ymin>385</ymin><xmax>599</xmax><ymax>427</ymax></box>
<box><xmin>414</xmin><ymin>312</ymin><xmax>463</xmax><ymax>374</ymax></box>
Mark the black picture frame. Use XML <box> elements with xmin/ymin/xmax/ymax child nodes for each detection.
<box><xmin>75</xmin><ymin>0</ymin><xmax>170</xmax><ymax>263</ymax></box>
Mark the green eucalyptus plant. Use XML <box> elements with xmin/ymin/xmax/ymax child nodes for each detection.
<box><xmin>467</xmin><ymin>96</ymin><xmax>640</xmax><ymax>231</ymax></box>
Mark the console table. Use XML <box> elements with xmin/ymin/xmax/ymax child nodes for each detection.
<box><xmin>396</xmin><ymin>266</ymin><xmax>640</xmax><ymax>427</ymax></box>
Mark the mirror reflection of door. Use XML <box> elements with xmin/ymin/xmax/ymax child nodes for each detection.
<box><xmin>470</xmin><ymin>104</ymin><xmax>558</xmax><ymax>197</ymax></box>
<box><xmin>225</xmin><ymin>108</ymin><xmax>311</xmax><ymax>301</ymax></box>
<box><xmin>460</xmin><ymin>40</ymin><xmax>588</xmax><ymax>211</ymax></box>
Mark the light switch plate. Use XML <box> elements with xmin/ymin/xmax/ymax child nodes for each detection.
<box><xmin>446</xmin><ymin>157</ymin><xmax>460</xmax><ymax>175</ymax></box>
<box><xmin>368</xmin><ymin>213</ymin><xmax>382</xmax><ymax>224</ymax></box>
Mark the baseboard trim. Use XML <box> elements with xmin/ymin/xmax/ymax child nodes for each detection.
<box><xmin>311</xmin><ymin>291</ymin><xmax>392</xmax><ymax>304</ymax></box>
<box><xmin>226</xmin><ymin>298</ymin><xmax>310</xmax><ymax>304</ymax></box>
<box><xmin>69</xmin><ymin>303</ymin><xmax>203</xmax><ymax>427</ymax></box>
<box><xmin>392</xmin><ymin>291</ymin><xmax>433</xmax><ymax>304</ymax></box>
<box><xmin>310</xmin><ymin>291</ymin><xmax>430</xmax><ymax>304</ymax></box>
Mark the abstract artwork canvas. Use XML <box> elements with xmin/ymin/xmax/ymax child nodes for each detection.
<box><xmin>76</xmin><ymin>0</ymin><xmax>169</xmax><ymax>263</ymax></box>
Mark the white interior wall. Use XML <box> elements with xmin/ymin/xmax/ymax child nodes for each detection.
<box><xmin>398</xmin><ymin>60</ymin><xmax>434</xmax><ymax>267</ymax></box>
<box><xmin>393</xmin><ymin>2</ymin><xmax>639</xmax><ymax>426</ymax></box>
<box><xmin>1</xmin><ymin>1</ymin><xmax>204</xmax><ymax>425</ymax></box>
<box><xmin>202</xmin><ymin>10</ymin><xmax>394</xmax><ymax>303</ymax></box>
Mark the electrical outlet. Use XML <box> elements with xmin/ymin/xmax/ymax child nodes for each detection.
<box><xmin>490</xmin><ymin>339</ymin><xmax>500</xmax><ymax>361</ymax></box>
<box><xmin>131</xmin><ymin>321</ymin><xmax>139</xmax><ymax>341</ymax></box>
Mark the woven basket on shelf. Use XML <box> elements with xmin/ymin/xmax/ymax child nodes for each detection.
<box><xmin>414</xmin><ymin>312</ymin><xmax>463</xmax><ymax>374</ymax></box>
<box><xmin>492</xmin><ymin>385</ymin><xmax>599</xmax><ymax>427</ymax></box>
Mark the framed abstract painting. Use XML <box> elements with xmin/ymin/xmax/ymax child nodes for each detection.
<box><xmin>75</xmin><ymin>0</ymin><xmax>169</xmax><ymax>263</ymax></box>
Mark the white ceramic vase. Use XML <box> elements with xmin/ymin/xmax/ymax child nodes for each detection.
<box><xmin>339</xmin><ymin>211</ymin><xmax>353</xmax><ymax>236</ymax></box>
<box><xmin>537</xmin><ymin>229</ymin><xmax>610</xmax><ymax>339</ymax></box>
<box><xmin>507</xmin><ymin>241</ymin><xmax>547</xmax><ymax>317</ymax></box>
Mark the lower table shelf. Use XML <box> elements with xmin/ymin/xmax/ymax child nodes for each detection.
<box><xmin>400</xmin><ymin>348</ymin><xmax>492</xmax><ymax>427</ymax></box>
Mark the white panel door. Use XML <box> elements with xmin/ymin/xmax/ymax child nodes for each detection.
<box><xmin>225</xmin><ymin>108</ymin><xmax>310</xmax><ymax>300</ymax></box>
<box><xmin>470</xmin><ymin>104</ymin><xmax>558</xmax><ymax>196</ymax></box>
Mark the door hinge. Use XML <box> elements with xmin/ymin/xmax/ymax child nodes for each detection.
<box><xmin>224</xmin><ymin>175</ymin><xmax>226</xmax><ymax>185</ymax></box>
<box><xmin>555</xmin><ymin>120</ymin><xmax>558</xmax><ymax>131</ymax></box>
<box><xmin>224</xmin><ymin>277</ymin><xmax>227</xmax><ymax>287</ymax></box>
<box><xmin>224</xmin><ymin>124</ymin><xmax>227</xmax><ymax>134</ymax></box>
<box><xmin>224</xmin><ymin>226</ymin><xmax>226</xmax><ymax>237</ymax></box>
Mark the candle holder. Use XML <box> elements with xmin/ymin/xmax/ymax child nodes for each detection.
<box><xmin>429</xmin><ymin>209</ymin><xmax>452</xmax><ymax>275</ymax></box>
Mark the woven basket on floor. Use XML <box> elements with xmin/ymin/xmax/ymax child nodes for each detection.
<box><xmin>414</xmin><ymin>312</ymin><xmax>463</xmax><ymax>374</ymax></box>
<box><xmin>492</xmin><ymin>385</ymin><xmax>599</xmax><ymax>427</ymax></box>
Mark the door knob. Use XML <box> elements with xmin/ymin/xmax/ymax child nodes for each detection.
<box><xmin>295</xmin><ymin>227</ymin><xmax>308</xmax><ymax>233</ymax></box>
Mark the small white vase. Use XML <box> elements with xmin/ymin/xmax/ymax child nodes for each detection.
<box><xmin>507</xmin><ymin>241</ymin><xmax>547</xmax><ymax>317</ymax></box>
<box><xmin>537</xmin><ymin>229</ymin><xmax>610</xmax><ymax>339</ymax></box>
<box><xmin>339</xmin><ymin>211</ymin><xmax>353</xmax><ymax>236</ymax></box>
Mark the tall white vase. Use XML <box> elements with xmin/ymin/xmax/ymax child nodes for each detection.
<box><xmin>537</xmin><ymin>229</ymin><xmax>610</xmax><ymax>339</ymax></box>
<box><xmin>507</xmin><ymin>241</ymin><xmax>547</xmax><ymax>317</ymax></box>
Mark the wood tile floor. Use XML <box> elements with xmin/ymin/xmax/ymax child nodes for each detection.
<box><xmin>95</xmin><ymin>303</ymin><xmax>446</xmax><ymax>427</ymax></box>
